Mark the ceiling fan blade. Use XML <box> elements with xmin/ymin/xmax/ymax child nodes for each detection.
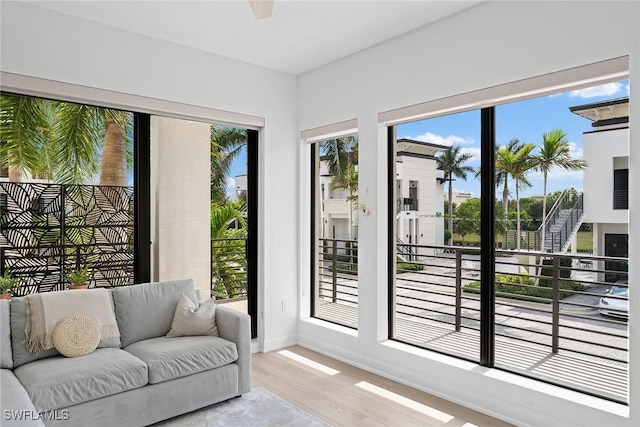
<box><xmin>249</xmin><ymin>0</ymin><xmax>274</xmax><ymax>20</ymax></box>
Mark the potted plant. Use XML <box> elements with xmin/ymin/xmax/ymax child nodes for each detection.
<box><xmin>66</xmin><ymin>267</ymin><xmax>92</xmax><ymax>290</ymax></box>
<box><xmin>0</xmin><ymin>271</ymin><xmax>21</xmax><ymax>300</ymax></box>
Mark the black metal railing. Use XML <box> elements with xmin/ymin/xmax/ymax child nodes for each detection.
<box><xmin>309</xmin><ymin>234</ymin><xmax>629</xmax><ymax>401</ymax></box>
<box><xmin>504</xmin><ymin>191</ymin><xmax>583</xmax><ymax>252</ymax></box>
<box><xmin>504</xmin><ymin>230</ymin><xmax>540</xmax><ymax>250</ymax></box>
<box><xmin>0</xmin><ymin>182</ymin><xmax>134</xmax><ymax>293</ymax></box>
<box><xmin>211</xmin><ymin>237</ymin><xmax>248</xmax><ymax>300</ymax></box>
<box><xmin>390</xmin><ymin>242</ymin><xmax>628</xmax><ymax>403</ymax></box>
<box><xmin>314</xmin><ymin>237</ymin><xmax>358</xmax><ymax>328</ymax></box>
<box><xmin>545</xmin><ymin>193</ymin><xmax>583</xmax><ymax>253</ymax></box>
<box><xmin>396</xmin><ymin>237</ymin><xmax>414</xmax><ymax>260</ymax></box>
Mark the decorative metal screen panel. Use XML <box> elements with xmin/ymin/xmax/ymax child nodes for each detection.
<box><xmin>0</xmin><ymin>182</ymin><xmax>134</xmax><ymax>294</ymax></box>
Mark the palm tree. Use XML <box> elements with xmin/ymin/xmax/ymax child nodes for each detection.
<box><xmin>495</xmin><ymin>138</ymin><xmax>524</xmax><ymax>248</ymax></box>
<box><xmin>496</xmin><ymin>143</ymin><xmax>536</xmax><ymax>249</ymax></box>
<box><xmin>437</xmin><ymin>145</ymin><xmax>475</xmax><ymax>245</ymax></box>
<box><xmin>0</xmin><ymin>94</ymin><xmax>50</xmax><ymax>181</ymax></box>
<box><xmin>321</xmin><ymin>136</ymin><xmax>358</xmax><ymax>187</ymax></box>
<box><xmin>210</xmin><ymin>126</ymin><xmax>247</xmax><ymax>205</ymax></box>
<box><xmin>210</xmin><ymin>201</ymin><xmax>248</xmax><ymax>299</ymax></box>
<box><xmin>321</xmin><ymin>136</ymin><xmax>358</xmax><ymax>239</ymax></box>
<box><xmin>534</xmin><ymin>130</ymin><xmax>587</xmax><ymax>251</ymax></box>
<box><xmin>53</xmin><ymin>102</ymin><xmax>131</xmax><ymax>185</ymax></box>
<box><xmin>330</xmin><ymin>162</ymin><xmax>359</xmax><ymax>240</ymax></box>
<box><xmin>0</xmin><ymin>93</ymin><xmax>132</xmax><ymax>185</ymax></box>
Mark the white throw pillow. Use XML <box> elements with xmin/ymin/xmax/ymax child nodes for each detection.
<box><xmin>166</xmin><ymin>294</ymin><xmax>218</xmax><ymax>337</ymax></box>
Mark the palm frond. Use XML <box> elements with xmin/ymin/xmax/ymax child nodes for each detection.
<box><xmin>211</xmin><ymin>126</ymin><xmax>247</xmax><ymax>203</ymax></box>
<box><xmin>52</xmin><ymin>103</ymin><xmax>104</xmax><ymax>183</ymax></box>
<box><xmin>0</xmin><ymin>94</ymin><xmax>51</xmax><ymax>176</ymax></box>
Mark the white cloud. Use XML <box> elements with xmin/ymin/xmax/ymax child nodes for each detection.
<box><xmin>460</xmin><ymin>147</ymin><xmax>482</xmax><ymax>163</ymax></box>
<box><xmin>567</xmin><ymin>141</ymin><xmax>583</xmax><ymax>159</ymax></box>
<box><xmin>530</xmin><ymin>167</ymin><xmax>584</xmax><ymax>181</ymax></box>
<box><xmin>627</xmin><ymin>84</ymin><xmax>630</xmax><ymax>95</ymax></box>
<box><xmin>226</xmin><ymin>177</ymin><xmax>236</xmax><ymax>199</ymax></box>
<box><xmin>569</xmin><ymin>83</ymin><xmax>621</xmax><ymax>99</ymax></box>
<box><xmin>403</xmin><ymin>131</ymin><xmax>474</xmax><ymax>146</ymax></box>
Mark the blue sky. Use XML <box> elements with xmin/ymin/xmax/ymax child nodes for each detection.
<box><xmin>226</xmin><ymin>79</ymin><xmax>629</xmax><ymax>200</ymax></box>
<box><xmin>397</xmin><ymin>79</ymin><xmax>630</xmax><ymax>198</ymax></box>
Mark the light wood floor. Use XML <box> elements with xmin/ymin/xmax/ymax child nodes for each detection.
<box><xmin>252</xmin><ymin>346</ymin><xmax>513</xmax><ymax>427</ymax></box>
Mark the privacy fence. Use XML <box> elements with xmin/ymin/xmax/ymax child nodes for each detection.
<box><xmin>0</xmin><ymin>182</ymin><xmax>134</xmax><ymax>294</ymax></box>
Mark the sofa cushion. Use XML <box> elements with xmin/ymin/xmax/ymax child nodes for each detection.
<box><xmin>112</xmin><ymin>279</ymin><xmax>198</xmax><ymax>348</ymax></box>
<box><xmin>1</xmin><ymin>369</ymin><xmax>45</xmax><ymax>427</ymax></box>
<box><xmin>1</xmin><ymin>300</ymin><xmax>12</xmax><ymax>368</ymax></box>
<box><xmin>13</xmin><ymin>348</ymin><xmax>147</xmax><ymax>411</ymax></box>
<box><xmin>10</xmin><ymin>295</ymin><xmax>121</xmax><ymax>368</ymax></box>
<box><xmin>125</xmin><ymin>335</ymin><xmax>237</xmax><ymax>384</ymax></box>
<box><xmin>167</xmin><ymin>294</ymin><xmax>219</xmax><ymax>337</ymax></box>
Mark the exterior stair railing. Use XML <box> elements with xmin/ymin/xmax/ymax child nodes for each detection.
<box><xmin>544</xmin><ymin>192</ymin><xmax>584</xmax><ymax>253</ymax></box>
<box><xmin>396</xmin><ymin>237</ymin><xmax>414</xmax><ymax>261</ymax></box>
<box><xmin>504</xmin><ymin>191</ymin><xmax>584</xmax><ymax>253</ymax></box>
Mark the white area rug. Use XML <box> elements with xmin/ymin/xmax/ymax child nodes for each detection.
<box><xmin>155</xmin><ymin>387</ymin><xmax>328</xmax><ymax>427</ymax></box>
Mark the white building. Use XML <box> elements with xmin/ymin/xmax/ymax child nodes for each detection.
<box><xmin>395</xmin><ymin>138</ymin><xmax>446</xmax><ymax>251</ymax></box>
<box><xmin>443</xmin><ymin>190</ymin><xmax>472</xmax><ymax>207</ymax></box>
<box><xmin>571</xmin><ymin>97</ymin><xmax>629</xmax><ymax>282</ymax></box>
<box><xmin>315</xmin><ymin>138</ymin><xmax>446</xmax><ymax>252</ymax></box>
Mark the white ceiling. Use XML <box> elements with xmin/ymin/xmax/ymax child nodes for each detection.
<box><xmin>28</xmin><ymin>0</ymin><xmax>482</xmax><ymax>75</ymax></box>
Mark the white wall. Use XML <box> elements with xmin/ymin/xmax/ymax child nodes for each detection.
<box><xmin>298</xmin><ymin>1</ymin><xmax>639</xmax><ymax>426</ymax></box>
<box><xmin>150</xmin><ymin>117</ymin><xmax>211</xmax><ymax>298</ymax></box>
<box><xmin>584</xmin><ymin>127</ymin><xmax>629</xmax><ymax>224</ymax></box>
<box><xmin>0</xmin><ymin>1</ymin><xmax>300</xmax><ymax>351</ymax></box>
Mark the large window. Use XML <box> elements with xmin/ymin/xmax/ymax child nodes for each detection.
<box><xmin>389</xmin><ymin>78</ymin><xmax>630</xmax><ymax>403</ymax></box>
<box><xmin>311</xmin><ymin>135</ymin><xmax>359</xmax><ymax>328</ymax></box>
<box><xmin>209</xmin><ymin>125</ymin><xmax>259</xmax><ymax>337</ymax></box>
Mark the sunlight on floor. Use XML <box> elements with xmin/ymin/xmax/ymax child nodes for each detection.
<box><xmin>355</xmin><ymin>381</ymin><xmax>456</xmax><ymax>423</ymax></box>
<box><xmin>277</xmin><ymin>350</ymin><xmax>341</xmax><ymax>376</ymax></box>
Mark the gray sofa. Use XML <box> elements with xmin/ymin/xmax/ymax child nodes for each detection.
<box><xmin>0</xmin><ymin>279</ymin><xmax>251</xmax><ymax>427</ymax></box>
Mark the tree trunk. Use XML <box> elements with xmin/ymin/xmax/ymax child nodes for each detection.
<box><xmin>8</xmin><ymin>166</ymin><xmax>23</xmax><ymax>182</ymax></box>
<box><xmin>99</xmin><ymin>119</ymin><xmax>127</xmax><ymax>186</ymax></box>
<box><xmin>502</xmin><ymin>180</ymin><xmax>509</xmax><ymax>249</ymax></box>
<box><xmin>540</xmin><ymin>172</ymin><xmax>548</xmax><ymax>252</ymax></box>
<box><xmin>448</xmin><ymin>178</ymin><xmax>453</xmax><ymax>245</ymax></box>
<box><xmin>516</xmin><ymin>183</ymin><xmax>521</xmax><ymax>250</ymax></box>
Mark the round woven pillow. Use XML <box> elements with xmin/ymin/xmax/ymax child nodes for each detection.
<box><xmin>52</xmin><ymin>315</ymin><xmax>100</xmax><ymax>358</ymax></box>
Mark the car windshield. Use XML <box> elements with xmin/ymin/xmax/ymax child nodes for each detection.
<box><xmin>609</xmin><ymin>286</ymin><xmax>629</xmax><ymax>297</ymax></box>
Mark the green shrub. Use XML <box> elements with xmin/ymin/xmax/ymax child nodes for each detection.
<box><xmin>397</xmin><ymin>262</ymin><xmax>425</xmax><ymax>272</ymax></box>
<box><xmin>331</xmin><ymin>260</ymin><xmax>424</xmax><ymax>277</ymax></box>
<box><xmin>539</xmin><ymin>257</ymin><xmax>572</xmax><ymax>287</ymax></box>
<box><xmin>464</xmin><ymin>273</ymin><xmax>585</xmax><ymax>301</ymax></box>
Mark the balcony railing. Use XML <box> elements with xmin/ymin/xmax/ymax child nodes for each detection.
<box><xmin>314</xmin><ymin>237</ymin><xmax>358</xmax><ymax>328</ymax></box>
<box><xmin>317</xmin><ymin>240</ymin><xmax>629</xmax><ymax>403</ymax></box>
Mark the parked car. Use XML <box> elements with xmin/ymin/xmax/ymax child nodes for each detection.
<box><xmin>598</xmin><ymin>280</ymin><xmax>629</xmax><ymax>319</ymax></box>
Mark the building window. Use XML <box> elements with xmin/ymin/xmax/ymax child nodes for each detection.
<box><xmin>613</xmin><ymin>168</ymin><xmax>628</xmax><ymax>209</ymax></box>
<box><xmin>311</xmin><ymin>135</ymin><xmax>359</xmax><ymax>329</ymax></box>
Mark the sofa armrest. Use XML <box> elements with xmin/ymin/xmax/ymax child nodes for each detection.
<box><xmin>216</xmin><ymin>306</ymin><xmax>251</xmax><ymax>394</ymax></box>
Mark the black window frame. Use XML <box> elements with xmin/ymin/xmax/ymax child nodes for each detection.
<box><xmin>387</xmin><ymin>107</ymin><xmax>496</xmax><ymax>366</ymax></box>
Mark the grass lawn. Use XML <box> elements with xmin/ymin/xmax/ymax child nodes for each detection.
<box><xmin>575</xmin><ymin>230</ymin><xmax>593</xmax><ymax>253</ymax></box>
<box><xmin>452</xmin><ymin>230</ymin><xmax>593</xmax><ymax>252</ymax></box>
<box><xmin>452</xmin><ymin>233</ymin><xmax>482</xmax><ymax>245</ymax></box>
